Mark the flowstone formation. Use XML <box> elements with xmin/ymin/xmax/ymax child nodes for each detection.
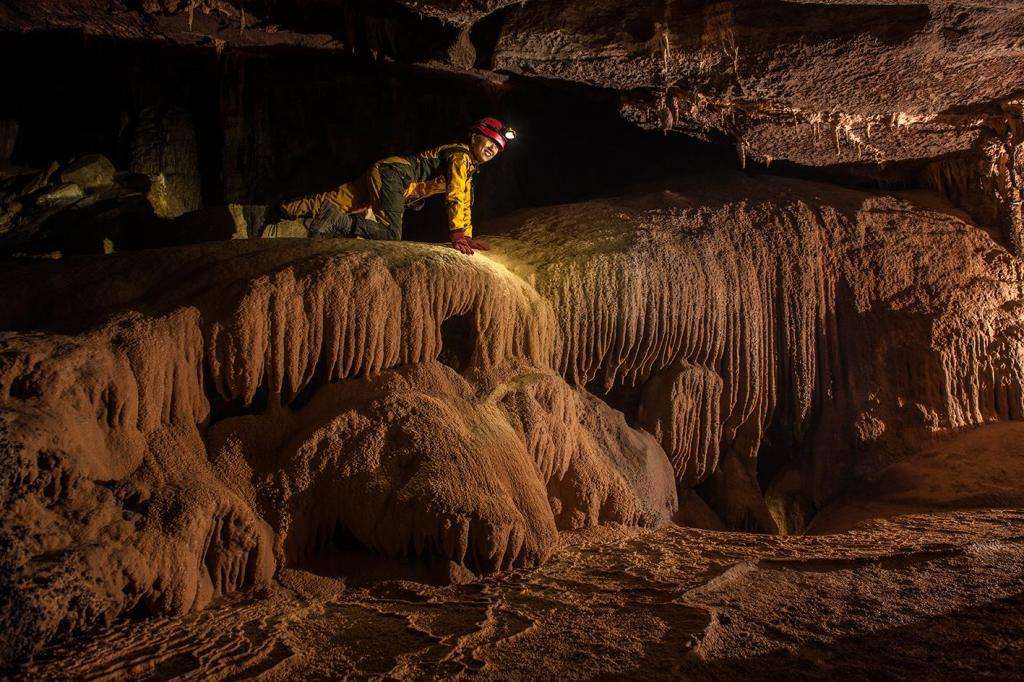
<box><xmin>2</xmin><ymin>0</ymin><xmax>1024</xmax><ymax>673</ymax></box>
<box><xmin>0</xmin><ymin>236</ymin><xmax>675</xmax><ymax>664</ymax></box>
<box><xmin>2</xmin><ymin>171</ymin><xmax>1023</xmax><ymax>664</ymax></box>
<box><xmin>491</xmin><ymin>172</ymin><xmax>1024</xmax><ymax>530</ymax></box>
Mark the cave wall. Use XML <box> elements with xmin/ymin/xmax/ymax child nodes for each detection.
<box><xmin>490</xmin><ymin>174</ymin><xmax>1024</xmax><ymax>531</ymax></box>
<box><xmin>3</xmin><ymin>0</ymin><xmax>1020</xmax><ymax>252</ymax></box>
<box><xmin>922</xmin><ymin>119</ymin><xmax>1024</xmax><ymax>255</ymax></box>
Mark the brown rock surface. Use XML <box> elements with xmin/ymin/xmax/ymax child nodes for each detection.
<box><xmin>489</xmin><ymin>1</ymin><xmax>1022</xmax><ymax>161</ymax></box>
<box><xmin>21</xmin><ymin>499</ymin><xmax>1024</xmax><ymax>677</ymax></box>
<box><xmin>489</xmin><ymin>172</ymin><xmax>1024</xmax><ymax>527</ymax></box>
<box><xmin>2</xmin><ymin>170</ymin><xmax>1023</xmax><ymax>664</ymax></box>
<box><xmin>811</xmin><ymin>420</ymin><xmax>1024</xmax><ymax>533</ymax></box>
<box><xmin>5</xmin><ymin>1</ymin><xmax>1019</xmax><ymax>167</ymax></box>
<box><xmin>0</xmin><ymin>236</ymin><xmax>675</xmax><ymax>663</ymax></box>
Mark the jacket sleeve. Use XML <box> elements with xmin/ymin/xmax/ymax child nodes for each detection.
<box><xmin>445</xmin><ymin>151</ymin><xmax>474</xmax><ymax>236</ymax></box>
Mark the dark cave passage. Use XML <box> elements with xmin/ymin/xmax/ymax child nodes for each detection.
<box><xmin>0</xmin><ymin>30</ymin><xmax>733</xmax><ymax>253</ymax></box>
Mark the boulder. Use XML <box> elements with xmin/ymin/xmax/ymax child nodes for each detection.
<box><xmin>58</xmin><ymin>154</ymin><xmax>115</xmax><ymax>191</ymax></box>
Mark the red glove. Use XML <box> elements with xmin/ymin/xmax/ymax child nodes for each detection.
<box><xmin>449</xmin><ymin>229</ymin><xmax>491</xmax><ymax>255</ymax></box>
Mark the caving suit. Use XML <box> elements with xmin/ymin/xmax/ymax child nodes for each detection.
<box><xmin>280</xmin><ymin>143</ymin><xmax>478</xmax><ymax>240</ymax></box>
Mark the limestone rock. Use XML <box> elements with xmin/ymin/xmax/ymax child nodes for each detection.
<box><xmin>489</xmin><ymin>1</ymin><xmax>1024</xmax><ymax>167</ymax></box>
<box><xmin>489</xmin><ymin>171</ymin><xmax>1024</xmax><ymax>521</ymax></box>
<box><xmin>1</xmin><ymin>171</ymin><xmax>1023</xmax><ymax>662</ymax></box>
<box><xmin>0</xmin><ymin>236</ymin><xmax>674</xmax><ymax>662</ymax></box>
<box><xmin>34</xmin><ymin>182</ymin><xmax>84</xmax><ymax>206</ymax></box>
<box><xmin>639</xmin><ymin>362</ymin><xmax>724</xmax><ymax>489</ymax></box>
<box><xmin>58</xmin><ymin>155</ymin><xmax>115</xmax><ymax>191</ymax></box>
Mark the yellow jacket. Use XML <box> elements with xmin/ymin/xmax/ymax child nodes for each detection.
<box><xmin>387</xmin><ymin>143</ymin><xmax>478</xmax><ymax>236</ymax></box>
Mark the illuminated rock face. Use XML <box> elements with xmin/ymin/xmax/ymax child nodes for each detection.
<box><xmin>2</xmin><ymin>172</ymin><xmax>1022</xmax><ymax>661</ymax></box>
<box><xmin>492</xmin><ymin>173</ymin><xmax>1024</xmax><ymax>529</ymax></box>
<box><xmin>0</xmin><ymin>238</ymin><xmax>675</xmax><ymax>663</ymax></box>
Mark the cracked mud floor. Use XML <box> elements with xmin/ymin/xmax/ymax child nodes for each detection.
<box><xmin>20</xmin><ymin>507</ymin><xmax>1024</xmax><ymax>680</ymax></box>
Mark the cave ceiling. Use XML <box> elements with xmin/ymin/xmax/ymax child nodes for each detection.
<box><xmin>2</xmin><ymin>0</ymin><xmax>1021</xmax><ymax>170</ymax></box>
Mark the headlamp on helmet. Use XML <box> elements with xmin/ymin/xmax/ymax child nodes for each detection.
<box><xmin>472</xmin><ymin>117</ymin><xmax>516</xmax><ymax>152</ymax></box>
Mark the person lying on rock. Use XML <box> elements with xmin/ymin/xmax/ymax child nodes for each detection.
<box><xmin>264</xmin><ymin>117</ymin><xmax>515</xmax><ymax>255</ymax></box>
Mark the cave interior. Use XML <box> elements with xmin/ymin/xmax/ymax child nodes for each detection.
<box><xmin>1</xmin><ymin>0</ymin><xmax>1024</xmax><ymax>678</ymax></box>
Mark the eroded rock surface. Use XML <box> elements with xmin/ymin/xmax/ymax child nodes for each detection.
<box><xmin>1</xmin><ymin>171</ymin><xmax>1022</xmax><ymax>663</ymax></box>
<box><xmin>0</xmin><ymin>236</ymin><xmax>674</xmax><ymax>664</ymax></box>
<box><xmin>489</xmin><ymin>172</ymin><xmax>1024</xmax><ymax>529</ymax></box>
<box><xmin>22</xmin><ymin>503</ymin><xmax>1024</xmax><ymax>678</ymax></box>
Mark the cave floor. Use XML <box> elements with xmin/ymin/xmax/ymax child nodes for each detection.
<box><xmin>24</xmin><ymin>505</ymin><xmax>1024</xmax><ymax>680</ymax></box>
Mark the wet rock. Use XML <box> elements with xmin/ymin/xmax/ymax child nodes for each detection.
<box><xmin>58</xmin><ymin>154</ymin><xmax>115</xmax><ymax>191</ymax></box>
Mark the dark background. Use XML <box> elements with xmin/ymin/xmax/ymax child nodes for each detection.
<box><xmin>0</xmin><ymin>31</ymin><xmax>729</xmax><ymax>243</ymax></box>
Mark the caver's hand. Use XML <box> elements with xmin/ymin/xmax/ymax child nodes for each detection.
<box><xmin>449</xmin><ymin>229</ymin><xmax>480</xmax><ymax>255</ymax></box>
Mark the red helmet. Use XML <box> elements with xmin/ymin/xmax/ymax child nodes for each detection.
<box><xmin>471</xmin><ymin>117</ymin><xmax>516</xmax><ymax>151</ymax></box>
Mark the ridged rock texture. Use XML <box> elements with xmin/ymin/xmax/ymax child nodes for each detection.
<box><xmin>485</xmin><ymin>1</ymin><xmax>1024</xmax><ymax>253</ymax></box>
<box><xmin>0</xmin><ymin>236</ymin><xmax>676</xmax><ymax>664</ymax></box>
<box><xmin>2</xmin><ymin>170</ymin><xmax>1023</xmax><ymax>662</ymax></box>
<box><xmin>491</xmin><ymin>173</ymin><xmax>1024</xmax><ymax>529</ymax></box>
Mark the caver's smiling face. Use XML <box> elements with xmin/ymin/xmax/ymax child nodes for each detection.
<box><xmin>470</xmin><ymin>134</ymin><xmax>501</xmax><ymax>164</ymax></box>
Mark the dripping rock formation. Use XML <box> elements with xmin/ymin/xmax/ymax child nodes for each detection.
<box><xmin>2</xmin><ymin>171</ymin><xmax>1023</xmax><ymax>664</ymax></box>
